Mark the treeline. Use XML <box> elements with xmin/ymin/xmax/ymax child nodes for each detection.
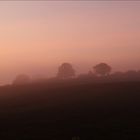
<box><xmin>12</xmin><ymin>62</ymin><xmax>140</xmax><ymax>85</ymax></box>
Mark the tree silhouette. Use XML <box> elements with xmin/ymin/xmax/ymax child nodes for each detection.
<box><xmin>124</xmin><ymin>70</ymin><xmax>138</xmax><ymax>81</ymax></box>
<box><xmin>93</xmin><ymin>63</ymin><xmax>111</xmax><ymax>76</ymax></box>
<box><xmin>57</xmin><ymin>63</ymin><xmax>75</xmax><ymax>79</ymax></box>
<box><xmin>124</xmin><ymin>70</ymin><xmax>137</xmax><ymax>76</ymax></box>
<box><xmin>13</xmin><ymin>74</ymin><xmax>31</xmax><ymax>85</ymax></box>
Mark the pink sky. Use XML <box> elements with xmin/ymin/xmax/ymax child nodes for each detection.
<box><xmin>0</xmin><ymin>1</ymin><xmax>140</xmax><ymax>84</ymax></box>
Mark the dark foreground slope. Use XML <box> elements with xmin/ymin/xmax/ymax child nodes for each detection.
<box><xmin>0</xmin><ymin>81</ymin><xmax>139</xmax><ymax>140</ymax></box>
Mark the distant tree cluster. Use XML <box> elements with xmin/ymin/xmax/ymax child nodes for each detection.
<box><xmin>12</xmin><ymin>62</ymin><xmax>140</xmax><ymax>85</ymax></box>
<box><xmin>13</xmin><ymin>74</ymin><xmax>31</xmax><ymax>85</ymax></box>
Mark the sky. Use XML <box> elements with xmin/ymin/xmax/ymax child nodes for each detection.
<box><xmin>0</xmin><ymin>1</ymin><xmax>140</xmax><ymax>84</ymax></box>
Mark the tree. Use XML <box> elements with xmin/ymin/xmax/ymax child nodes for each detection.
<box><xmin>93</xmin><ymin>63</ymin><xmax>111</xmax><ymax>76</ymax></box>
<box><xmin>13</xmin><ymin>74</ymin><xmax>31</xmax><ymax>85</ymax></box>
<box><xmin>124</xmin><ymin>70</ymin><xmax>138</xmax><ymax>81</ymax></box>
<box><xmin>124</xmin><ymin>70</ymin><xmax>137</xmax><ymax>77</ymax></box>
<box><xmin>57</xmin><ymin>63</ymin><xmax>75</xmax><ymax>79</ymax></box>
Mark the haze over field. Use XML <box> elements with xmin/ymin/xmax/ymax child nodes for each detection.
<box><xmin>0</xmin><ymin>1</ymin><xmax>140</xmax><ymax>84</ymax></box>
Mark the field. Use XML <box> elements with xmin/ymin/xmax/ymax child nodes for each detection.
<box><xmin>0</xmin><ymin>80</ymin><xmax>139</xmax><ymax>139</ymax></box>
